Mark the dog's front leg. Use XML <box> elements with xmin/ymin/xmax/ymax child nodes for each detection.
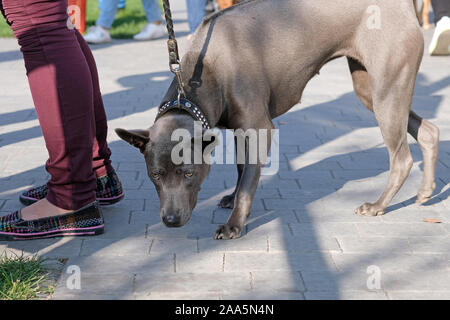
<box><xmin>218</xmin><ymin>137</ymin><xmax>243</xmax><ymax>209</ymax></box>
<box><xmin>214</xmin><ymin>121</ymin><xmax>274</xmax><ymax>240</ymax></box>
<box><xmin>214</xmin><ymin>163</ymin><xmax>261</xmax><ymax>239</ymax></box>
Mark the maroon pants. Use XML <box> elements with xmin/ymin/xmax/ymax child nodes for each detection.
<box><xmin>1</xmin><ymin>0</ymin><xmax>113</xmax><ymax>210</ymax></box>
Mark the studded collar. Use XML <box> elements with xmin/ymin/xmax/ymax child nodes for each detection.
<box><xmin>156</xmin><ymin>98</ymin><xmax>211</xmax><ymax>129</ymax></box>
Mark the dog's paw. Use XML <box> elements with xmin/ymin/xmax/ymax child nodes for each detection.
<box><xmin>218</xmin><ymin>194</ymin><xmax>235</xmax><ymax>209</ymax></box>
<box><xmin>416</xmin><ymin>182</ymin><xmax>436</xmax><ymax>204</ymax></box>
<box><xmin>355</xmin><ymin>202</ymin><xmax>385</xmax><ymax>216</ymax></box>
<box><xmin>214</xmin><ymin>224</ymin><xmax>242</xmax><ymax>240</ymax></box>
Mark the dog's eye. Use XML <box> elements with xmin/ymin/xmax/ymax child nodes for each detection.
<box><xmin>185</xmin><ymin>171</ymin><xmax>193</xmax><ymax>178</ymax></box>
<box><xmin>151</xmin><ymin>173</ymin><xmax>160</xmax><ymax>180</ymax></box>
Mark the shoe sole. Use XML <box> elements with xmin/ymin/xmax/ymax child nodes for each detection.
<box><xmin>0</xmin><ymin>225</ymin><xmax>104</xmax><ymax>241</ymax></box>
<box><xmin>430</xmin><ymin>29</ymin><xmax>450</xmax><ymax>56</ymax></box>
<box><xmin>19</xmin><ymin>192</ymin><xmax>125</xmax><ymax>207</ymax></box>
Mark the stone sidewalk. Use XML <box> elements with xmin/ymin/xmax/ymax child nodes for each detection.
<box><xmin>0</xmin><ymin>0</ymin><xmax>449</xmax><ymax>300</ymax></box>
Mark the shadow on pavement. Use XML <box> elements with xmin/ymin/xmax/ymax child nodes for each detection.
<box><xmin>0</xmin><ymin>56</ymin><xmax>448</xmax><ymax>299</ymax></box>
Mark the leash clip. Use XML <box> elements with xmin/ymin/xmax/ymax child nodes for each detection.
<box><xmin>177</xmin><ymin>88</ymin><xmax>182</xmax><ymax>108</ymax></box>
<box><xmin>171</xmin><ymin>63</ymin><xmax>186</xmax><ymax>99</ymax></box>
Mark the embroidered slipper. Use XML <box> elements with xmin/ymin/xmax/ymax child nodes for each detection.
<box><xmin>0</xmin><ymin>202</ymin><xmax>104</xmax><ymax>241</ymax></box>
<box><xmin>19</xmin><ymin>170</ymin><xmax>124</xmax><ymax>206</ymax></box>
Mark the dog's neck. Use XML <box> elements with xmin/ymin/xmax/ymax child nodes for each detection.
<box><xmin>160</xmin><ymin>77</ymin><xmax>223</xmax><ymax>130</ymax></box>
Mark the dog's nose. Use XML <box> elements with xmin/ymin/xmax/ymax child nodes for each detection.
<box><xmin>162</xmin><ymin>214</ymin><xmax>180</xmax><ymax>227</ymax></box>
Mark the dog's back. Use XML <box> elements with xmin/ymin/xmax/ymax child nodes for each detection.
<box><xmin>184</xmin><ymin>0</ymin><xmax>422</xmax><ymax>118</ymax></box>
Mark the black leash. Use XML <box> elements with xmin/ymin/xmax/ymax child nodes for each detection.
<box><xmin>162</xmin><ymin>0</ymin><xmax>185</xmax><ymax>98</ymax></box>
<box><xmin>158</xmin><ymin>0</ymin><xmax>212</xmax><ymax>129</ymax></box>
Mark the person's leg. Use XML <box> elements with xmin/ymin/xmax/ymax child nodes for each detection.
<box><xmin>19</xmin><ymin>29</ymin><xmax>124</xmax><ymax>207</ymax></box>
<box><xmin>134</xmin><ymin>0</ymin><xmax>166</xmax><ymax>40</ymax></box>
<box><xmin>118</xmin><ymin>0</ymin><xmax>126</xmax><ymax>9</ymax></box>
<box><xmin>2</xmin><ymin>0</ymin><xmax>97</xmax><ymax>213</ymax></box>
<box><xmin>74</xmin><ymin>31</ymin><xmax>113</xmax><ymax>177</ymax></box>
<box><xmin>97</xmin><ymin>0</ymin><xmax>121</xmax><ymax>29</ymax></box>
<box><xmin>142</xmin><ymin>0</ymin><xmax>162</xmax><ymax>24</ymax></box>
<box><xmin>431</xmin><ymin>0</ymin><xmax>450</xmax><ymax>23</ymax></box>
<box><xmin>84</xmin><ymin>0</ymin><xmax>120</xmax><ymax>43</ymax></box>
<box><xmin>186</xmin><ymin>0</ymin><xmax>207</xmax><ymax>34</ymax></box>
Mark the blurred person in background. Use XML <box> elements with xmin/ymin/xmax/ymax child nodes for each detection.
<box><xmin>98</xmin><ymin>0</ymin><xmax>127</xmax><ymax>10</ymax></box>
<box><xmin>186</xmin><ymin>0</ymin><xmax>206</xmax><ymax>37</ymax></box>
<box><xmin>429</xmin><ymin>0</ymin><xmax>450</xmax><ymax>55</ymax></box>
<box><xmin>84</xmin><ymin>0</ymin><xmax>166</xmax><ymax>44</ymax></box>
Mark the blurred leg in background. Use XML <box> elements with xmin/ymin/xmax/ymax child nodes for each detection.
<box><xmin>429</xmin><ymin>0</ymin><xmax>450</xmax><ymax>55</ymax></box>
<box><xmin>186</xmin><ymin>0</ymin><xmax>207</xmax><ymax>35</ymax></box>
<box><xmin>85</xmin><ymin>0</ymin><xmax>165</xmax><ymax>43</ymax></box>
<box><xmin>134</xmin><ymin>0</ymin><xmax>166</xmax><ymax>41</ymax></box>
<box><xmin>84</xmin><ymin>0</ymin><xmax>120</xmax><ymax>43</ymax></box>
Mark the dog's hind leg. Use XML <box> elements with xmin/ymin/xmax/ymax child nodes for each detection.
<box><xmin>348</xmin><ymin>58</ymin><xmax>439</xmax><ymax>205</ymax></box>
<box><xmin>354</xmin><ymin>64</ymin><xmax>414</xmax><ymax>216</ymax></box>
<box><xmin>408</xmin><ymin>110</ymin><xmax>439</xmax><ymax>203</ymax></box>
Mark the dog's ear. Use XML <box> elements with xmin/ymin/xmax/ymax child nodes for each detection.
<box><xmin>115</xmin><ymin>128</ymin><xmax>150</xmax><ymax>153</ymax></box>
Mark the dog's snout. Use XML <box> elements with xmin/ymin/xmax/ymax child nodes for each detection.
<box><xmin>162</xmin><ymin>214</ymin><xmax>181</xmax><ymax>227</ymax></box>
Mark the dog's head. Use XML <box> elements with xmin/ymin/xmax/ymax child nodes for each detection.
<box><xmin>115</xmin><ymin>115</ymin><xmax>217</xmax><ymax>228</ymax></box>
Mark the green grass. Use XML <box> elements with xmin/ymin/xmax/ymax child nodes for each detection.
<box><xmin>0</xmin><ymin>11</ymin><xmax>13</xmax><ymax>38</ymax></box>
<box><xmin>0</xmin><ymin>0</ymin><xmax>163</xmax><ymax>38</ymax></box>
<box><xmin>0</xmin><ymin>252</ymin><xmax>54</xmax><ymax>300</ymax></box>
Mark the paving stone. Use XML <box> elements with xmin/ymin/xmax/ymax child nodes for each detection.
<box><xmin>198</xmin><ymin>234</ymin><xmax>268</xmax><ymax>253</ymax></box>
<box><xmin>175</xmin><ymin>252</ymin><xmax>224</xmax><ymax>273</ymax></box>
<box><xmin>54</xmin><ymin>273</ymin><xmax>133</xmax><ymax>297</ymax></box>
<box><xmin>146</xmin><ymin>215</ymin><xmax>215</xmax><ymax>239</ymax></box>
<box><xmin>301</xmin><ymin>270</ymin><xmax>376</xmax><ymax>292</ymax></box>
<box><xmin>382</xmin><ymin>270</ymin><xmax>450</xmax><ymax>291</ymax></box>
<box><xmin>53</xmin><ymin>293</ymin><xmax>135</xmax><ymax>300</ymax></box>
<box><xmin>251</xmin><ymin>271</ymin><xmax>305</xmax><ymax>293</ymax></box>
<box><xmin>135</xmin><ymin>292</ymin><xmax>221</xmax><ymax>300</ymax></box>
<box><xmin>213</xmin><ymin>208</ymin><xmax>298</xmax><ymax>225</ymax></box>
<box><xmin>380</xmin><ymin>205</ymin><xmax>448</xmax><ymax>222</ymax></box>
<box><xmin>63</xmin><ymin>254</ymin><xmax>174</xmax><ymax>274</ymax></box>
<box><xmin>80</xmin><ymin>237</ymin><xmax>152</xmax><ymax>256</ymax></box>
<box><xmin>305</xmin><ymin>290</ymin><xmax>387</xmax><ymax>300</ymax></box>
<box><xmin>295</xmin><ymin>209</ymin><xmax>380</xmax><ymax>223</ymax></box>
<box><xmin>278</xmin><ymin>187</ymin><xmax>336</xmax><ymax>199</ymax></box>
<box><xmin>289</xmin><ymin>222</ymin><xmax>359</xmax><ymax>238</ymax></box>
<box><xmin>355</xmin><ymin>222</ymin><xmax>447</xmax><ymax>237</ymax></box>
<box><xmin>331</xmin><ymin>252</ymin><xmax>449</xmax><ymax>273</ymax></box>
<box><xmin>134</xmin><ymin>272</ymin><xmax>252</xmax><ymax>294</ymax></box>
<box><xmin>3</xmin><ymin>238</ymin><xmax>83</xmax><ymax>258</ymax></box>
<box><xmin>336</xmin><ymin>236</ymin><xmax>412</xmax><ymax>254</ymax></box>
<box><xmin>263</xmin><ymin>198</ymin><xmax>324</xmax><ymax>210</ymax></box>
<box><xmin>269</xmin><ymin>236</ymin><xmax>341</xmax><ymax>253</ymax></box>
<box><xmin>387</xmin><ymin>291</ymin><xmax>450</xmax><ymax>300</ymax></box>
<box><xmin>224</xmin><ymin>252</ymin><xmax>337</xmax><ymax>272</ymax></box>
<box><xmin>407</xmin><ymin>236</ymin><xmax>450</xmax><ymax>254</ymax></box>
<box><xmin>98</xmin><ymin>221</ymin><xmax>148</xmax><ymax>239</ymax></box>
<box><xmin>149</xmin><ymin>238</ymin><xmax>198</xmax><ymax>254</ymax></box>
<box><xmin>221</xmin><ymin>291</ymin><xmax>304</xmax><ymax>300</ymax></box>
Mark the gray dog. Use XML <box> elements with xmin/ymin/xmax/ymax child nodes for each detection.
<box><xmin>116</xmin><ymin>0</ymin><xmax>440</xmax><ymax>240</ymax></box>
